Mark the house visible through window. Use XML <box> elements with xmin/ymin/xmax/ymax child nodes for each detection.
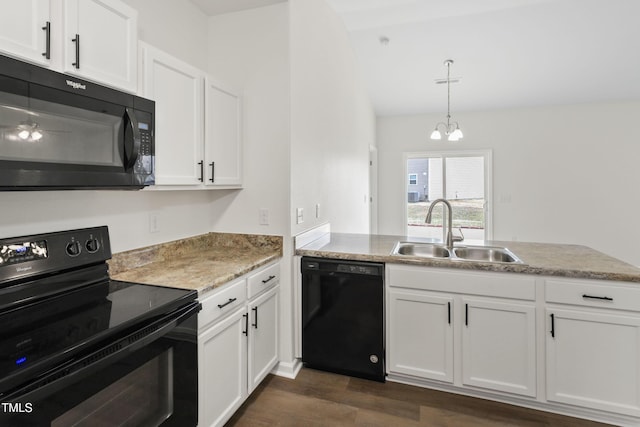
<box><xmin>405</xmin><ymin>151</ymin><xmax>491</xmax><ymax>241</ymax></box>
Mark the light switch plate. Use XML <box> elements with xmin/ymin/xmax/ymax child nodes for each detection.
<box><xmin>296</xmin><ymin>208</ymin><xmax>304</xmax><ymax>224</ymax></box>
<box><xmin>259</xmin><ymin>208</ymin><xmax>269</xmax><ymax>225</ymax></box>
<box><xmin>149</xmin><ymin>212</ymin><xmax>160</xmax><ymax>233</ymax></box>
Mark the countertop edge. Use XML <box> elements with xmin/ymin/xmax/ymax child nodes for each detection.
<box><xmin>295</xmin><ymin>234</ymin><xmax>640</xmax><ymax>284</ymax></box>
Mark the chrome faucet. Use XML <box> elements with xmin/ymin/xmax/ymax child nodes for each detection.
<box><xmin>425</xmin><ymin>198</ymin><xmax>454</xmax><ymax>249</ymax></box>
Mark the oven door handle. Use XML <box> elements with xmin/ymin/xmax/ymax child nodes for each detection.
<box><xmin>2</xmin><ymin>301</ymin><xmax>201</xmax><ymax>402</ymax></box>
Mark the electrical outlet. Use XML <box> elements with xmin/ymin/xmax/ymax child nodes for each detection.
<box><xmin>296</xmin><ymin>208</ymin><xmax>304</xmax><ymax>224</ymax></box>
<box><xmin>149</xmin><ymin>212</ymin><xmax>160</xmax><ymax>233</ymax></box>
<box><xmin>259</xmin><ymin>208</ymin><xmax>269</xmax><ymax>225</ymax></box>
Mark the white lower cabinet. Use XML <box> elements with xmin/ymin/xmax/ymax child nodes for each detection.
<box><xmin>387</xmin><ymin>265</ymin><xmax>537</xmax><ymax>398</ymax></box>
<box><xmin>388</xmin><ymin>289</ymin><xmax>453</xmax><ymax>383</ymax></box>
<box><xmin>387</xmin><ymin>265</ymin><xmax>640</xmax><ymax>424</ymax></box>
<box><xmin>199</xmin><ymin>305</ymin><xmax>248</xmax><ymax>427</ymax></box>
<box><xmin>198</xmin><ymin>261</ymin><xmax>280</xmax><ymax>427</ymax></box>
<box><xmin>545</xmin><ymin>278</ymin><xmax>640</xmax><ymax>418</ymax></box>
<box><xmin>461</xmin><ymin>297</ymin><xmax>536</xmax><ymax>397</ymax></box>
<box><xmin>248</xmin><ymin>286</ymin><xmax>279</xmax><ymax>393</ymax></box>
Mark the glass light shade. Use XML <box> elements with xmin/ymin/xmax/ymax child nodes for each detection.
<box><xmin>18</xmin><ymin>130</ymin><xmax>30</xmax><ymax>140</ymax></box>
<box><xmin>449</xmin><ymin>128</ymin><xmax>463</xmax><ymax>141</ymax></box>
<box><xmin>31</xmin><ymin>130</ymin><xmax>43</xmax><ymax>141</ymax></box>
<box><xmin>430</xmin><ymin>129</ymin><xmax>442</xmax><ymax>140</ymax></box>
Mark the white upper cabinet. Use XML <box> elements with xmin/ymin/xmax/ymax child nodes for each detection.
<box><xmin>0</xmin><ymin>0</ymin><xmax>52</xmax><ymax>66</ymax></box>
<box><xmin>140</xmin><ymin>43</ymin><xmax>243</xmax><ymax>189</ymax></box>
<box><xmin>62</xmin><ymin>0</ymin><xmax>137</xmax><ymax>92</ymax></box>
<box><xmin>0</xmin><ymin>0</ymin><xmax>137</xmax><ymax>92</ymax></box>
<box><xmin>140</xmin><ymin>42</ymin><xmax>205</xmax><ymax>186</ymax></box>
<box><xmin>205</xmin><ymin>77</ymin><xmax>243</xmax><ymax>187</ymax></box>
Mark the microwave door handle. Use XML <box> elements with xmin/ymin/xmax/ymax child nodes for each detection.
<box><xmin>124</xmin><ymin>108</ymin><xmax>141</xmax><ymax>170</ymax></box>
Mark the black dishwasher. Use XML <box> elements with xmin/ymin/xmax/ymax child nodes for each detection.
<box><xmin>301</xmin><ymin>257</ymin><xmax>385</xmax><ymax>382</ymax></box>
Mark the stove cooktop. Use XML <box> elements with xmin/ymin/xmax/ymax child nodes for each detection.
<box><xmin>0</xmin><ymin>226</ymin><xmax>197</xmax><ymax>396</ymax></box>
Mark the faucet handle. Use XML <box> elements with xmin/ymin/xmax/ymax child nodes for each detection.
<box><xmin>452</xmin><ymin>227</ymin><xmax>465</xmax><ymax>242</ymax></box>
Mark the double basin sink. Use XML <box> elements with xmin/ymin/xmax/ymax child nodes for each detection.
<box><xmin>391</xmin><ymin>242</ymin><xmax>524</xmax><ymax>264</ymax></box>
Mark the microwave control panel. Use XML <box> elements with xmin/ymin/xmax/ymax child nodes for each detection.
<box><xmin>135</xmin><ymin>121</ymin><xmax>153</xmax><ymax>175</ymax></box>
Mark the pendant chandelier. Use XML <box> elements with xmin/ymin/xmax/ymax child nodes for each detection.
<box><xmin>430</xmin><ymin>59</ymin><xmax>463</xmax><ymax>142</ymax></box>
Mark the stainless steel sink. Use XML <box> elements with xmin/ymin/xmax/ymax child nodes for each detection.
<box><xmin>391</xmin><ymin>242</ymin><xmax>524</xmax><ymax>264</ymax></box>
<box><xmin>392</xmin><ymin>242</ymin><xmax>451</xmax><ymax>258</ymax></box>
<box><xmin>452</xmin><ymin>246</ymin><xmax>523</xmax><ymax>264</ymax></box>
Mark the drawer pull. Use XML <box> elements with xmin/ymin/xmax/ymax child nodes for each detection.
<box><xmin>217</xmin><ymin>297</ymin><xmax>237</xmax><ymax>309</ymax></box>
<box><xmin>550</xmin><ymin>313</ymin><xmax>555</xmax><ymax>338</ymax></box>
<box><xmin>261</xmin><ymin>275</ymin><xmax>276</xmax><ymax>284</ymax></box>
<box><xmin>582</xmin><ymin>294</ymin><xmax>613</xmax><ymax>301</ymax></box>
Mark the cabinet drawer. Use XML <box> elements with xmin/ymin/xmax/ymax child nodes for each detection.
<box><xmin>248</xmin><ymin>262</ymin><xmax>280</xmax><ymax>299</ymax></box>
<box><xmin>545</xmin><ymin>278</ymin><xmax>640</xmax><ymax>312</ymax></box>
<box><xmin>387</xmin><ymin>264</ymin><xmax>536</xmax><ymax>301</ymax></box>
<box><xmin>199</xmin><ymin>278</ymin><xmax>247</xmax><ymax>331</ymax></box>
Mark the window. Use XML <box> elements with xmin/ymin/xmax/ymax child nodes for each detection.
<box><xmin>405</xmin><ymin>151</ymin><xmax>492</xmax><ymax>241</ymax></box>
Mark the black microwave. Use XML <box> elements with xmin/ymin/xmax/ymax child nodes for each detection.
<box><xmin>0</xmin><ymin>54</ymin><xmax>154</xmax><ymax>190</ymax></box>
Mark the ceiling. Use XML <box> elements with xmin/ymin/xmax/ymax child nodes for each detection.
<box><xmin>325</xmin><ymin>0</ymin><xmax>640</xmax><ymax>115</ymax></box>
<box><xmin>190</xmin><ymin>0</ymin><xmax>285</xmax><ymax>16</ymax></box>
<box><xmin>191</xmin><ymin>0</ymin><xmax>640</xmax><ymax>116</ymax></box>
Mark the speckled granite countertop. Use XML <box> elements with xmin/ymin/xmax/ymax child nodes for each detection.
<box><xmin>295</xmin><ymin>233</ymin><xmax>640</xmax><ymax>283</ymax></box>
<box><xmin>109</xmin><ymin>233</ymin><xmax>282</xmax><ymax>295</ymax></box>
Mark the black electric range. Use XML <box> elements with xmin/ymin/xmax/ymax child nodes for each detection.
<box><xmin>0</xmin><ymin>226</ymin><xmax>200</xmax><ymax>426</ymax></box>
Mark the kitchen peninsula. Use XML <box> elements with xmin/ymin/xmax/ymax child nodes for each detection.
<box><xmin>297</xmin><ymin>232</ymin><xmax>640</xmax><ymax>426</ymax></box>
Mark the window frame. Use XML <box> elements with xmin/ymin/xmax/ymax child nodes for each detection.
<box><xmin>402</xmin><ymin>149</ymin><xmax>493</xmax><ymax>240</ymax></box>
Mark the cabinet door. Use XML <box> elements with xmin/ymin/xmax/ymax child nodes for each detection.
<box><xmin>198</xmin><ymin>307</ymin><xmax>248</xmax><ymax>427</ymax></box>
<box><xmin>141</xmin><ymin>43</ymin><xmax>204</xmax><ymax>185</ymax></box>
<box><xmin>63</xmin><ymin>0</ymin><xmax>137</xmax><ymax>92</ymax></box>
<box><xmin>248</xmin><ymin>286</ymin><xmax>279</xmax><ymax>393</ymax></box>
<box><xmin>204</xmin><ymin>77</ymin><xmax>242</xmax><ymax>187</ymax></box>
<box><xmin>387</xmin><ymin>289</ymin><xmax>453</xmax><ymax>383</ymax></box>
<box><xmin>462</xmin><ymin>298</ymin><xmax>536</xmax><ymax>397</ymax></box>
<box><xmin>546</xmin><ymin>308</ymin><xmax>640</xmax><ymax>417</ymax></box>
<box><xmin>0</xmin><ymin>0</ymin><xmax>51</xmax><ymax>66</ymax></box>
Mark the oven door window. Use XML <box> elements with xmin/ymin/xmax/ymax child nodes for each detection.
<box><xmin>52</xmin><ymin>349</ymin><xmax>173</xmax><ymax>427</ymax></box>
<box><xmin>0</xmin><ymin>85</ymin><xmax>124</xmax><ymax>169</ymax></box>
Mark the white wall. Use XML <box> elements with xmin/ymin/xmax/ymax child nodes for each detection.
<box><xmin>289</xmin><ymin>0</ymin><xmax>375</xmax><ymax>236</ymax></box>
<box><xmin>206</xmin><ymin>4</ymin><xmax>290</xmax><ymax>237</ymax></box>
<box><xmin>377</xmin><ymin>101</ymin><xmax>640</xmax><ymax>266</ymax></box>
<box><xmin>0</xmin><ymin>0</ymin><xmax>213</xmax><ymax>253</ymax></box>
<box><xmin>122</xmin><ymin>0</ymin><xmax>209</xmax><ymax>70</ymax></box>
<box><xmin>205</xmin><ymin>3</ymin><xmax>296</xmax><ymax>370</ymax></box>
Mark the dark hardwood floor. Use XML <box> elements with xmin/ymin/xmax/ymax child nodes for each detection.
<box><xmin>226</xmin><ymin>368</ymin><xmax>612</xmax><ymax>426</ymax></box>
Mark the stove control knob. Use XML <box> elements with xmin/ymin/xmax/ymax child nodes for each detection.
<box><xmin>85</xmin><ymin>238</ymin><xmax>100</xmax><ymax>253</ymax></box>
<box><xmin>66</xmin><ymin>241</ymin><xmax>82</xmax><ymax>257</ymax></box>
